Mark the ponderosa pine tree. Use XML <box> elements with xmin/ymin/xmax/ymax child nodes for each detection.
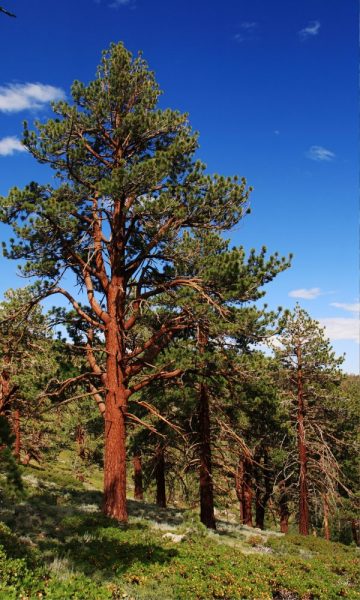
<box><xmin>273</xmin><ymin>305</ymin><xmax>344</xmax><ymax>536</ymax></box>
<box><xmin>0</xmin><ymin>43</ymin><xmax>259</xmax><ymax>521</ymax></box>
<box><xmin>0</xmin><ymin>287</ymin><xmax>57</xmax><ymax>462</ymax></box>
<box><xmin>146</xmin><ymin>230</ymin><xmax>290</xmax><ymax>528</ymax></box>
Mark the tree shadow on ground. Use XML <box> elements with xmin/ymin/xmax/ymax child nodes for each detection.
<box><xmin>1</xmin><ymin>488</ymin><xmax>178</xmax><ymax>581</ymax></box>
<box><xmin>38</xmin><ymin>515</ymin><xmax>177</xmax><ymax>580</ymax></box>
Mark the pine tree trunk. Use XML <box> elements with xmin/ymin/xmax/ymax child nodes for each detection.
<box><xmin>197</xmin><ymin>327</ymin><xmax>216</xmax><ymax>530</ymax></box>
<box><xmin>0</xmin><ymin>367</ymin><xmax>11</xmax><ymax>415</ymax></box>
<box><xmin>242</xmin><ymin>457</ymin><xmax>254</xmax><ymax>527</ymax></box>
<box><xmin>102</xmin><ymin>304</ymin><xmax>128</xmax><ymax>522</ymax></box>
<box><xmin>323</xmin><ymin>494</ymin><xmax>330</xmax><ymax>541</ymax></box>
<box><xmin>254</xmin><ymin>449</ymin><xmax>272</xmax><ymax>530</ymax></box>
<box><xmin>235</xmin><ymin>459</ymin><xmax>244</xmax><ymax>522</ymax></box>
<box><xmin>198</xmin><ymin>380</ymin><xmax>216</xmax><ymax>529</ymax></box>
<box><xmin>255</xmin><ymin>496</ymin><xmax>266</xmax><ymax>530</ymax></box>
<box><xmin>133</xmin><ymin>451</ymin><xmax>143</xmax><ymax>500</ymax></box>
<box><xmin>351</xmin><ymin>519</ymin><xmax>360</xmax><ymax>546</ymax></box>
<box><xmin>12</xmin><ymin>409</ymin><xmax>21</xmax><ymax>460</ymax></box>
<box><xmin>296</xmin><ymin>346</ymin><xmax>309</xmax><ymax>536</ymax></box>
<box><xmin>279</xmin><ymin>479</ymin><xmax>290</xmax><ymax>533</ymax></box>
<box><xmin>155</xmin><ymin>443</ymin><xmax>166</xmax><ymax>508</ymax></box>
<box><xmin>75</xmin><ymin>424</ymin><xmax>86</xmax><ymax>459</ymax></box>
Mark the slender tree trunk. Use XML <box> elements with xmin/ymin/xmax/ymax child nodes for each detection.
<box><xmin>323</xmin><ymin>494</ymin><xmax>330</xmax><ymax>541</ymax></box>
<box><xmin>351</xmin><ymin>519</ymin><xmax>360</xmax><ymax>546</ymax></box>
<box><xmin>279</xmin><ymin>479</ymin><xmax>290</xmax><ymax>533</ymax></box>
<box><xmin>155</xmin><ymin>443</ymin><xmax>166</xmax><ymax>508</ymax></box>
<box><xmin>133</xmin><ymin>451</ymin><xmax>143</xmax><ymax>500</ymax></box>
<box><xmin>103</xmin><ymin>301</ymin><xmax>128</xmax><ymax>521</ymax></box>
<box><xmin>12</xmin><ymin>409</ymin><xmax>21</xmax><ymax>460</ymax></box>
<box><xmin>75</xmin><ymin>424</ymin><xmax>86</xmax><ymax>459</ymax></box>
<box><xmin>255</xmin><ymin>495</ymin><xmax>265</xmax><ymax>530</ymax></box>
<box><xmin>296</xmin><ymin>346</ymin><xmax>309</xmax><ymax>535</ymax></box>
<box><xmin>0</xmin><ymin>367</ymin><xmax>11</xmax><ymax>415</ymax></box>
<box><xmin>255</xmin><ymin>449</ymin><xmax>273</xmax><ymax>530</ymax></box>
<box><xmin>235</xmin><ymin>458</ymin><xmax>244</xmax><ymax>522</ymax></box>
<box><xmin>242</xmin><ymin>457</ymin><xmax>254</xmax><ymax>527</ymax></box>
<box><xmin>197</xmin><ymin>327</ymin><xmax>216</xmax><ymax>530</ymax></box>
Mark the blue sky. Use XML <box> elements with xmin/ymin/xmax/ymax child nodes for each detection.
<box><xmin>0</xmin><ymin>0</ymin><xmax>358</xmax><ymax>372</ymax></box>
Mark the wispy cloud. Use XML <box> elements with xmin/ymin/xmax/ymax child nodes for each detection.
<box><xmin>289</xmin><ymin>287</ymin><xmax>322</xmax><ymax>300</ymax></box>
<box><xmin>108</xmin><ymin>0</ymin><xmax>132</xmax><ymax>7</ymax></box>
<box><xmin>0</xmin><ymin>136</ymin><xmax>27</xmax><ymax>156</ymax></box>
<box><xmin>330</xmin><ymin>302</ymin><xmax>360</xmax><ymax>313</ymax></box>
<box><xmin>319</xmin><ymin>318</ymin><xmax>359</xmax><ymax>343</ymax></box>
<box><xmin>299</xmin><ymin>20</ymin><xmax>321</xmax><ymax>40</ymax></box>
<box><xmin>306</xmin><ymin>145</ymin><xmax>335</xmax><ymax>162</ymax></box>
<box><xmin>234</xmin><ymin>21</ymin><xmax>258</xmax><ymax>43</ymax></box>
<box><xmin>0</xmin><ymin>83</ymin><xmax>65</xmax><ymax>113</ymax></box>
<box><xmin>240</xmin><ymin>21</ymin><xmax>257</xmax><ymax>31</ymax></box>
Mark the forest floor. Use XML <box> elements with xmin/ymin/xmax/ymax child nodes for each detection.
<box><xmin>0</xmin><ymin>457</ymin><xmax>359</xmax><ymax>600</ymax></box>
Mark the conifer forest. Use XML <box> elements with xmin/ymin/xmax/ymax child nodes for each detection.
<box><xmin>0</xmin><ymin>39</ymin><xmax>359</xmax><ymax>600</ymax></box>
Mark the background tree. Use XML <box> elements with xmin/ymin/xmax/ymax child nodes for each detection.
<box><xmin>273</xmin><ymin>305</ymin><xmax>344</xmax><ymax>536</ymax></box>
<box><xmin>0</xmin><ymin>287</ymin><xmax>58</xmax><ymax>463</ymax></box>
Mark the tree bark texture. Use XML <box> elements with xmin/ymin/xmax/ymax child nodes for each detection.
<box><xmin>242</xmin><ymin>457</ymin><xmax>254</xmax><ymax>527</ymax></box>
<box><xmin>102</xmin><ymin>291</ymin><xmax>128</xmax><ymax>521</ymax></box>
<box><xmin>197</xmin><ymin>327</ymin><xmax>216</xmax><ymax>530</ymax></box>
<box><xmin>75</xmin><ymin>424</ymin><xmax>86</xmax><ymax>460</ymax></box>
<box><xmin>254</xmin><ymin>449</ymin><xmax>272</xmax><ymax>530</ymax></box>
<box><xmin>12</xmin><ymin>409</ymin><xmax>21</xmax><ymax>460</ymax></box>
<box><xmin>351</xmin><ymin>519</ymin><xmax>360</xmax><ymax>546</ymax></box>
<box><xmin>198</xmin><ymin>380</ymin><xmax>216</xmax><ymax>529</ymax></box>
<box><xmin>323</xmin><ymin>494</ymin><xmax>330</xmax><ymax>541</ymax></box>
<box><xmin>0</xmin><ymin>367</ymin><xmax>11</xmax><ymax>415</ymax></box>
<box><xmin>154</xmin><ymin>443</ymin><xmax>166</xmax><ymax>508</ymax></box>
<box><xmin>235</xmin><ymin>458</ymin><xmax>244</xmax><ymax>522</ymax></box>
<box><xmin>236</xmin><ymin>457</ymin><xmax>254</xmax><ymax>527</ymax></box>
<box><xmin>133</xmin><ymin>451</ymin><xmax>144</xmax><ymax>500</ymax></box>
<box><xmin>279</xmin><ymin>479</ymin><xmax>290</xmax><ymax>534</ymax></box>
<box><xmin>296</xmin><ymin>345</ymin><xmax>309</xmax><ymax>535</ymax></box>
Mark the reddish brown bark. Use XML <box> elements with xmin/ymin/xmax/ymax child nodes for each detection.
<box><xmin>254</xmin><ymin>449</ymin><xmax>273</xmax><ymax>530</ymax></box>
<box><xmin>279</xmin><ymin>480</ymin><xmax>290</xmax><ymax>533</ymax></box>
<box><xmin>154</xmin><ymin>443</ymin><xmax>166</xmax><ymax>508</ymax></box>
<box><xmin>198</xmin><ymin>380</ymin><xmax>216</xmax><ymax>529</ymax></box>
<box><xmin>102</xmin><ymin>291</ymin><xmax>128</xmax><ymax>521</ymax></box>
<box><xmin>323</xmin><ymin>494</ymin><xmax>330</xmax><ymax>541</ymax></box>
<box><xmin>235</xmin><ymin>458</ymin><xmax>244</xmax><ymax>522</ymax></box>
<box><xmin>0</xmin><ymin>366</ymin><xmax>11</xmax><ymax>415</ymax></box>
<box><xmin>133</xmin><ymin>452</ymin><xmax>144</xmax><ymax>500</ymax></box>
<box><xmin>75</xmin><ymin>424</ymin><xmax>86</xmax><ymax>459</ymax></box>
<box><xmin>242</xmin><ymin>457</ymin><xmax>254</xmax><ymax>527</ymax></box>
<box><xmin>351</xmin><ymin>519</ymin><xmax>360</xmax><ymax>546</ymax></box>
<box><xmin>197</xmin><ymin>327</ymin><xmax>216</xmax><ymax>530</ymax></box>
<box><xmin>236</xmin><ymin>457</ymin><xmax>253</xmax><ymax>527</ymax></box>
<box><xmin>296</xmin><ymin>345</ymin><xmax>309</xmax><ymax>536</ymax></box>
<box><xmin>12</xmin><ymin>409</ymin><xmax>21</xmax><ymax>460</ymax></box>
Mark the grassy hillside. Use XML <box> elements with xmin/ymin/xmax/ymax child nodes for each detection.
<box><xmin>0</xmin><ymin>460</ymin><xmax>359</xmax><ymax>600</ymax></box>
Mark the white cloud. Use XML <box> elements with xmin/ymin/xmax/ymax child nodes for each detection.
<box><xmin>306</xmin><ymin>145</ymin><xmax>335</xmax><ymax>162</ymax></box>
<box><xmin>299</xmin><ymin>21</ymin><xmax>321</xmax><ymax>39</ymax></box>
<box><xmin>234</xmin><ymin>21</ymin><xmax>258</xmax><ymax>43</ymax></box>
<box><xmin>289</xmin><ymin>287</ymin><xmax>322</xmax><ymax>300</ymax></box>
<box><xmin>240</xmin><ymin>21</ymin><xmax>258</xmax><ymax>30</ymax></box>
<box><xmin>330</xmin><ymin>302</ymin><xmax>360</xmax><ymax>313</ymax></box>
<box><xmin>108</xmin><ymin>0</ymin><xmax>131</xmax><ymax>6</ymax></box>
<box><xmin>319</xmin><ymin>318</ymin><xmax>359</xmax><ymax>343</ymax></box>
<box><xmin>0</xmin><ymin>83</ymin><xmax>65</xmax><ymax>113</ymax></box>
<box><xmin>0</xmin><ymin>136</ymin><xmax>27</xmax><ymax>156</ymax></box>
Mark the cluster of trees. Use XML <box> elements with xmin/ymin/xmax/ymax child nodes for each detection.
<box><xmin>0</xmin><ymin>43</ymin><xmax>358</xmax><ymax>543</ymax></box>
